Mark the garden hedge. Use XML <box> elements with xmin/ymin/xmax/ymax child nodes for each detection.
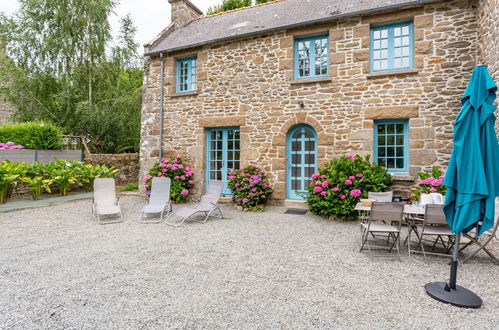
<box><xmin>0</xmin><ymin>121</ymin><xmax>63</xmax><ymax>150</ymax></box>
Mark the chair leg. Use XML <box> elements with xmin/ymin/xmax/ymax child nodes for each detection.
<box><xmin>164</xmin><ymin>213</ymin><xmax>191</xmax><ymax>227</ymax></box>
<box><xmin>359</xmin><ymin>228</ymin><xmax>369</xmax><ymax>253</ymax></box>
<box><xmin>419</xmin><ymin>233</ymin><xmax>427</xmax><ymax>262</ymax></box>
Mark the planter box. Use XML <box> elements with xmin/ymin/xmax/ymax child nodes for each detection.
<box><xmin>0</xmin><ymin>149</ymin><xmax>83</xmax><ymax>164</ymax></box>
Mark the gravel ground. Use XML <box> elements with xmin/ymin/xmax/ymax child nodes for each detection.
<box><xmin>1</xmin><ymin>195</ymin><xmax>498</xmax><ymax>329</ymax></box>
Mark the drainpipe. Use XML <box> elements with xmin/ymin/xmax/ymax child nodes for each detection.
<box><xmin>159</xmin><ymin>52</ymin><xmax>165</xmax><ymax>161</ymax></box>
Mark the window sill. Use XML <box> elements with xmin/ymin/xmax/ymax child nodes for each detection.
<box><xmin>170</xmin><ymin>91</ymin><xmax>199</xmax><ymax>98</ymax></box>
<box><xmin>290</xmin><ymin>77</ymin><xmax>332</xmax><ymax>85</ymax></box>
<box><xmin>366</xmin><ymin>68</ymin><xmax>420</xmax><ymax>79</ymax></box>
<box><xmin>390</xmin><ymin>174</ymin><xmax>414</xmax><ymax>181</ymax></box>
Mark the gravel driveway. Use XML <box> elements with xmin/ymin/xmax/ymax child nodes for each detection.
<box><xmin>1</xmin><ymin>196</ymin><xmax>498</xmax><ymax>329</ymax></box>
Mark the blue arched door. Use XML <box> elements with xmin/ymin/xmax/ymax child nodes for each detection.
<box><xmin>286</xmin><ymin>125</ymin><xmax>318</xmax><ymax>200</ymax></box>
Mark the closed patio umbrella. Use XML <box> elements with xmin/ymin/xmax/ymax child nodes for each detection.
<box><xmin>425</xmin><ymin>65</ymin><xmax>499</xmax><ymax>308</ymax></box>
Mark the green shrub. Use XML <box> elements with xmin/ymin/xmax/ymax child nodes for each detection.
<box><xmin>0</xmin><ymin>159</ymin><xmax>119</xmax><ymax>201</ymax></box>
<box><xmin>306</xmin><ymin>155</ymin><xmax>392</xmax><ymax>219</ymax></box>
<box><xmin>0</xmin><ymin>161</ymin><xmax>28</xmax><ymax>203</ymax></box>
<box><xmin>0</xmin><ymin>121</ymin><xmax>63</xmax><ymax>150</ymax></box>
<box><xmin>144</xmin><ymin>156</ymin><xmax>193</xmax><ymax>203</ymax></box>
<box><xmin>227</xmin><ymin>165</ymin><xmax>273</xmax><ymax>211</ymax></box>
<box><xmin>75</xmin><ymin>163</ymin><xmax>119</xmax><ymax>191</ymax></box>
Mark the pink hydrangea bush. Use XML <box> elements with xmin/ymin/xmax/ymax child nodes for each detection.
<box><xmin>144</xmin><ymin>155</ymin><xmax>193</xmax><ymax>203</ymax></box>
<box><xmin>227</xmin><ymin>165</ymin><xmax>273</xmax><ymax>211</ymax></box>
<box><xmin>306</xmin><ymin>155</ymin><xmax>392</xmax><ymax>219</ymax></box>
<box><xmin>409</xmin><ymin>167</ymin><xmax>446</xmax><ymax>203</ymax></box>
<box><xmin>0</xmin><ymin>142</ymin><xmax>24</xmax><ymax>149</ymax></box>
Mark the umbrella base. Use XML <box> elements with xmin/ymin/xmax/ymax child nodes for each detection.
<box><xmin>425</xmin><ymin>282</ymin><xmax>482</xmax><ymax>308</ymax></box>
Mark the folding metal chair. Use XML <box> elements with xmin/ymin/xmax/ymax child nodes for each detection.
<box><xmin>368</xmin><ymin>191</ymin><xmax>393</xmax><ymax>202</ymax></box>
<box><xmin>360</xmin><ymin>202</ymin><xmax>404</xmax><ymax>257</ymax></box>
<box><xmin>139</xmin><ymin>177</ymin><xmax>172</xmax><ymax>223</ymax></box>
<box><xmin>92</xmin><ymin>178</ymin><xmax>123</xmax><ymax>224</ymax></box>
<box><xmin>410</xmin><ymin>204</ymin><xmax>454</xmax><ymax>261</ymax></box>
<box><xmin>164</xmin><ymin>180</ymin><xmax>224</xmax><ymax>227</ymax></box>
<box><xmin>460</xmin><ymin>215</ymin><xmax>499</xmax><ymax>264</ymax></box>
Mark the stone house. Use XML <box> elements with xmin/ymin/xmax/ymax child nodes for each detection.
<box><xmin>140</xmin><ymin>0</ymin><xmax>499</xmax><ymax>204</ymax></box>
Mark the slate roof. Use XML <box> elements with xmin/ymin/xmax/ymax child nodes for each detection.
<box><xmin>146</xmin><ymin>0</ymin><xmax>442</xmax><ymax>55</ymax></box>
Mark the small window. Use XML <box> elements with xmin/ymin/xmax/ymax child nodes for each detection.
<box><xmin>294</xmin><ymin>35</ymin><xmax>329</xmax><ymax>79</ymax></box>
<box><xmin>176</xmin><ymin>57</ymin><xmax>197</xmax><ymax>93</ymax></box>
<box><xmin>370</xmin><ymin>22</ymin><xmax>413</xmax><ymax>72</ymax></box>
<box><xmin>374</xmin><ymin>120</ymin><xmax>409</xmax><ymax>173</ymax></box>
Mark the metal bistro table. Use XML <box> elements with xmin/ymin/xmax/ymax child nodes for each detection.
<box><xmin>354</xmin><ymin>202</ymin><xmax>426</xmax><ymax>253</ymax></box>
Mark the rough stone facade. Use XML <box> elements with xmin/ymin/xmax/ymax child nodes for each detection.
<box><xmin>84</xmin><ymin>153</ymin><xmax>140</xmax><ymax>185</ymax></box>
<box><xmin>168</xmin><ymin>0</ymin><xmax>202</xmax><ymax>27</ymax></box>
<box><xmin>140</xmin><ymin>0</ymin><xmax>488</xmax><ymax>202</ymax></box>
<box><xmin>477</xmin><ymin>0</ymin><xmax>499</xmax><ymax>134</ymax></box>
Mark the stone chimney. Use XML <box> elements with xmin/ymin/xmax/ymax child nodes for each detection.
<box><xmin>168</xmin><ymin>0</ymin><xmax>203</xmax><ymax>27</ymax></box>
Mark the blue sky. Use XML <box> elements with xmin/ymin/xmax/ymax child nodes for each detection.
<box><xmin>1</xmin><ymin>0</ymin><xmax>219</xmax><ymax>49</ymax></box>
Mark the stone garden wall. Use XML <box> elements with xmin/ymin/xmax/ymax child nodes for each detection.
<box><xmin>84</xmin><ymin>153</ymin><xmax>139</xmax><ymax>185</ymax></box>
<box><xmin>140</xmin><ymin>0</ymin><xmax>479</xmax><ymax>201</ymax></box>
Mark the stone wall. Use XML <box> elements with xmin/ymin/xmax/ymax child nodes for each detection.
<box><xmin>84</xmin><ymin>153</ymin><xmax>140</xmax><ymax>185</ymax></box>
<box><xmin>477</xmin><ymin>0</ymin><xmax>499</xmax><ymax>134</ymax></box>
<box><xmin>478</xmin><ymin>0</ymin><xmax>499</xmax><ymax>82</ymax></box>
<box><xmin>140</xmin><ymin>0</ymin><xmax>479</xmax><ymax>202</ymax></box>
<box><xmin>168</xmin><ymin>0</ymin><xmax>202</xmax><ymax>27</ymax></box>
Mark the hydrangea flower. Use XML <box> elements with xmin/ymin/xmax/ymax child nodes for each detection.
<box><xmin>340</xmin><ymin>195</ymin><xmax>346</xmax><ymax>200</ymax></box>
<box><xmin>345</xmin><ymin>180</ymin><xmax>352</xmax><ymax>186</ymax></box>
<box><xmin>350</xmin><ymin>189</ymin><xmax>362</xmax><ymax>198</ymax></box>
<box><xmin>320</xmin><ymin>191</ymin><xmax>327</xmax><ymax>196</ymax></box>
<box><xmin>313</xmin><ymin>186</ymin><xmax>323</xmax><ymax>193</ymax></box>
<box><xmin>332</xmin><ymin>187</ymin><xmax>339</xmax><ymax>192</ymax></box>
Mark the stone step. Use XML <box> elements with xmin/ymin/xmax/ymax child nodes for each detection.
<box><xmin>284</xmin><ymin>199</ymin><xmax>309</xmax><ymax>210</ymax></box>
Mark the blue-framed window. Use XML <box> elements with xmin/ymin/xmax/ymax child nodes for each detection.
<box><xmin>206</xmin><ymin>127</ymin><xmax>240</xmax><ymax>195</ymax></box>
<box><xmin>294</xmin><ymin>35</ymin><xmax>329</xmax><ymax>80</ymax></box>
<box><xmin>286</xmin><ymin>125</ymin><xmax>318</xmax><ymax>200</ymax></box>
<box><xmin>374</xmin><ymin>120</ymin><xmax>409</xmax><ymax>173</ymax></box>
<box><xmin>176</xmin><ymin>56</ymin><xmax>197</xmax><ymax>93</ymax></box>
<box><xmin>370</xmin><ymin>22</ymin><xmax>413</xmax><ymax>72</ymax></box>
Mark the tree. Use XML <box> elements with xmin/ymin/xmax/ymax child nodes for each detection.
<box><xmin>207</xmin><ymin>0</ymin><xmax>253</xmax><ymax>15</ymax></box>
<box><xmin>0</xmin><ymin>0</ymin><xmax>142</xmax><ymax>153</ymax></box>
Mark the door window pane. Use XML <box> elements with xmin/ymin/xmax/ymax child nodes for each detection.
<box><xmin>287</xmin><ymin>126</ymin><xmax>317</xmax><ymax>199</ymax></box>
<box><xmin>375</xmin><ymin>121</ymin><xmax>408</xmax><ymax>173</ymax></box>
<box><xmin>207</xmin><ymin>128</ymin><xmax>240</xmax><ymax>194</ymax></box>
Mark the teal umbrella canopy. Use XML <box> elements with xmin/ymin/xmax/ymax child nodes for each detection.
<box><xmin>444</xmin><ymin>65</ymin><xmax>499</xmax><ymax>235</ymax></box>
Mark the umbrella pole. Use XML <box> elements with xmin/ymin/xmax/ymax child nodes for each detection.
<box><xmin>447</xmin><ymin>233</ymin><xmax>460</xmax><ymax>290</ymax></box>
<box><xmin>425</xmin><ymin>233</ymin><xmax>482</xmax><ymax>308</ymax></box>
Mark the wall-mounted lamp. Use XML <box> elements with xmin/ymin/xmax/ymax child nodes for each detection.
<box><xmin>299</xmin><ymin>100</ymin><xmax>305</xmax><ymax>108</ymax></box>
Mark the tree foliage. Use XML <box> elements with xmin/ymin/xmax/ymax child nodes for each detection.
<box><xmin>207</xmin><ymin>0</ymin><xmax>275</xmax><ymax>15</ymax></box>
<box><xmin>0</xmin><ymin>0</ymin><xmax>142</xmax><ymax>153</ymax></box>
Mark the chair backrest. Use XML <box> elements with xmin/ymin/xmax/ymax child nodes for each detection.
<box><xmin>207</xmin><ymin>180</ymin><xmax>224</xmax><ymax>195</ymax></box>
<box><xmin>429</xmin><ymin>193</ymin><xmax>444</xmax><ymax>205</ymax></box>
<box><xmin>93</xmin><ymin>178</ymin><xmax>117</xmax><ymax>207</ymax></box>
<box><xmin>424</xmin><ymin>204</ymin><xmax>447</xmax><ymax>226</ymax></box>
<box><xmin>149</xmin><ymin>177</ymin><xmax>171</xmax><ymax>206</ymax></box>
<box><xmin>199</xmin><ymin>180</ymin><xmax>224</xmax><ymax>206</ymax></box>
<box><xmin>368</xmin><ymin>191</ymin><xmax>393</xmax><ymax>202</ymax></box>
<box><xmin>370</xmin><ymin>202</ymin><xmax>404</xmax><ymax>222</ymax></box>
